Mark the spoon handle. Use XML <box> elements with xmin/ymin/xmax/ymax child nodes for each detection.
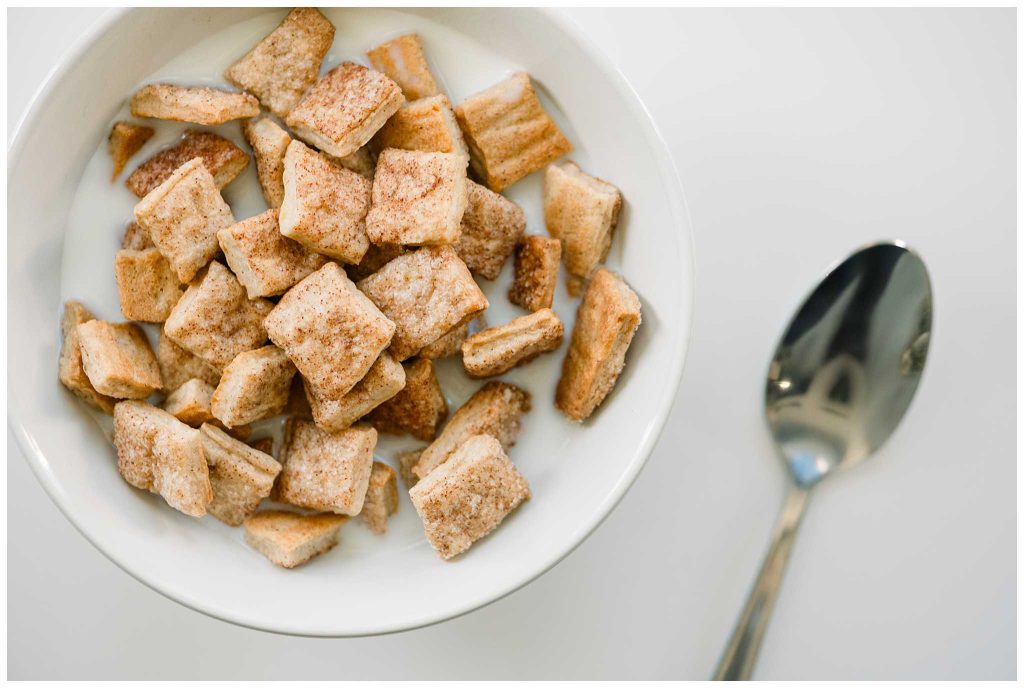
<box><xmin>713</xmin><ymin>485</ymin><xmax>811</xmax><ymax>680</ymax></box>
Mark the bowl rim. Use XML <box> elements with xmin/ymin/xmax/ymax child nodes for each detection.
<box><xmin>8</xmin><ymin>6</ymin><xmax>695</xmax><ymax>637</ymax></box>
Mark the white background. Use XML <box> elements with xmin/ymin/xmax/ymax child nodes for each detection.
<box><xmin>7</xmin><ymin>8</ymin><xmax>1015</xmax><ymax>680</ymax></box>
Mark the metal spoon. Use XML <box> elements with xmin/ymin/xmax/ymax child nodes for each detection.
<box><xmin>713</xmin><ymin>241</ymin><xmax>933</xmax><ymax>680</ymax></box>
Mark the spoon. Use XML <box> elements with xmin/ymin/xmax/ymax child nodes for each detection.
<box><xmin>713</xmin><ymin>241</ymin><xmax>933</xmax><ymax>680</ymax></box>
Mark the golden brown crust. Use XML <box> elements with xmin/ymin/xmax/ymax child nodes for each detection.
<box><xmin>125</xmin><ymin>130</ymin><xmax>249</xmax><ymax>198</ymax></box>
<box><xmin>58</xmin><ymin>301</ymin><xmax>117</xmax><ymax>414</ymax></box>
<box><xmin>243</xmin><ymin>118</ymin><xmax>292</xmax><ymax>208</ymax></box>
<box><xmin>244</xmin><ymin>509</ymin><xmax>347</xmax><ymax>568</ymax></box>
<box><xmin>225</xmin><ymin>8</ymin><xmax>336</xmax><ymax>118</ymax></box>
<box><xmin>413</xmin><ymin>381</ymin><xmax>530</xmax><ymax>479</ymax></box>
<box><xmin>366</xmin><ymin>148</ymin><xmax>468</xmax><ymax>246</ymax></box>
<box><xmin>555</xmin><ymin>268</ymin><xmax>641</xmax><ymax>421</ymax></box>
<box><xmin>163</xmin><ymin>378</ymin><xmax>217</xmax><ymax>426</ymax></box>
<box><xmin>265</xmin><ymin>262</ymin><xmax>395</xmax><ymax>400</ymax></box>
<box><xmin>77</xmin><ymin>320</ymin><xmax>162</xmax><ymax>399</ymax></box>
<box><xmin>409</xmin><ymin>434</ymin><xmax>529</xmax><ymax>559</ymax></box>
<box><xmin>211</xmin><ymin>345</ymin><xmax>296</xmax><ymax>428</ymax></box>
<box><xmin>248</xmin><ymin>436</ymin><xmax>274</xmax><ymax>456</ymax></box>
<box><xmin>157</xmin><ymin>327</ymin><xmax>222</xmax><ymax>392</ymax></box>
<box><xmin>114</xmin><ymin>248</ymin><xmax>183</xmax><ymax>323</ymax></box>
<box><xmin>508</xmin><ymin>235</ymin><xmax>561</xmax><ymax>311</ymax></box>
<box><xmin>461</xmin><ymin>308</ymin><xmax>564</xmax><ymax>378</ymax></box>
<box><xmin>201</xmin><ymin>423</ymin><xmax>280</xmax><ymax>526</ymax></box>
<box><xmin>454</xmin><ymin>72</ymin><xmax>571</xmax><ymax>192</ymax></box>
<box><xmin>130</xmin><ymin>83</ymin><xmax>259</xmax><ymax>125</ymax></box>
<box><xmin>455</xmin><ymin>180</ymin><xmax>525</xmax><ymax>280</ymax></box>
<box><xmin>277</xmin><ymin>420</ymin><xmax>377</xmax><ymax>515</ymax></box>
<box><xmin>361</xmin><ymin>461</ymin><xmax>399</xmax><ymax>534</ymax></box>
<box><xmin>108</xmin><ymin>121</ymin><xmax>154</xmax><ymax>181</ymax></box>
<box><xmin>366</xmin><ymin>33</ymin><xmax>440</xmax><ymax>101</ymax></box>
<box><xmin>357</xmin><ymin>246</ymin><xmax>488</xmax><ymax>360</ymax></box>
<box><xmin>371</xmin><ymin>95</ymin><xmax>468</xmax><ymax>158</ymax></box>
<box><xmin>543</xmin><ymin>161</ymin><xmax>622</xmax><ymax>294</ymax></box>
<box><xmin>305</xmin><ymin>352</ymin><xmax>405</xmax><ymax>433</ymax></box>
<box><xmin>286</xmin><ymin>62</ymin><xmax>405</xmax><ymax>159</ymax></box>
<box><xmin>367</xmin><ymin>358</ymin><xmax>447</xmax><ymax>441</ymax></box>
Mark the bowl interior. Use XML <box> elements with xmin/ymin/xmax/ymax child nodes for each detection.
<box><xmin>8</xmin><ymin>7</ymin><xmax>692</xmax><ymax>635</ymax></box>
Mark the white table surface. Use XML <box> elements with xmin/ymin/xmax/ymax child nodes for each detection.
<box><xmin>7</xmin><ymin>8</ymin><xmax>1015</xmax><ymax>680</ymax></box>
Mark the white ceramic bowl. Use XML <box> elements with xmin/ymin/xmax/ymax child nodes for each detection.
<box><xmin>8</xmin><ymin>8</ymin><xmax>693</xmax><ymax>636</ymax></box>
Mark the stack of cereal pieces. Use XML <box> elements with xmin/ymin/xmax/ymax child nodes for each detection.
<box><xmin>60</xmin><ymin>8</ymin><xmax>642</xmax><ymax>567</ymax></box>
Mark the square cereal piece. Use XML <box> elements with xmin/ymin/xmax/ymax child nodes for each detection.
<box><xmin>218</xmin><ymin>209</ymin><xmax>327</xmax><ymax>298</ymax></box>
<box><xmin>113</xmin><ymin>400</ymin><xmax>211</xmax><ymax>517</ymax></box>
<box><xmin>277</xmin><ymin>420</ymin><xmax>377</xmax><ymax>515</ymax></box>
<box><xmin>305</xmin><ymin>352</ymin><xmax>405</xmax><ymax>433</ymax></box>
<box><xmin>361</xmin><ymin>461</ymin><xmax>398</xmax><ymax>534</ymax></box>
<box><xmin>396</xmin><ymin>448</ymin><xmax>424</xmax><ymax>489</ymax></box>
<box><xmin>357</xmin><ymin>245</ymin><xmax>487</xmax><ymax>361</ymax></box>
<box><xmin>133</xmin><ymin>157</ymin><xmax>236</xmax><ymax>282</ymax></box>
<box><xmin>455</xmin><ymin>180</ymin><xmax>525</xmax><ymax>280</ymax></box>
<box><xmin>244</xmin><ymin>510</ymin><xmax>347</xmax><ymax>569</ymax></box>
<box><xmin>372</xmin><ymin>95</ymin><xmax>468</xmax><ymax>159</ymax></box>
<box><xmin>366</xmin><ymin>33</ymin><xmax>439</xmax><ymax>101</ymax></box>
<box><xmin>121</xmin><ymin>221</ymin><xmax>153</xmax><ymax>250</ymax></box>
<box><xmin>454</xmin><ymin>72</ymin><xmax>572</xmax><ymax>192</ymax></box>
<box><xmin>410</xmin><ymin>434</ymin><xmax>529</xmax><ymax>559</ymax></box>
<box><xmin>346</xmin><ymin>242</ymin><xmax>406</xmax><ymax>282</ymax></box>
<box><xmin>114</xmin><ymin>248</ymin><xmax>184</xmax><ymax>322</ymax></box>
<box><xmin>126</xmin><ymin>130</ymin><xmax>249</xmax><ymax>198</ymax></box>
<box><xmin>157</xmin><ymin>327</ymin><xmax>221</xmax><ymax>391</ymax></box>
<box><xmin>285</xmin><ymin>62</ymin><xmax>405</xmax><ymax>159</ymax></box>
<box><xmin>544</xmin><ymin>161</ymin><xmax>623</xmax><ymax>295</ymax></box>
<box><xmin>367</xmin><ymin>358</ymin><xmax>447</xmax><ymax>441</ymax></box>
<box><xmin>418</xmin><ymin>321</ymin><xmax>469</xmax><ymax>360</ymax></box>
<box><xmin>77</xmin><ymin>320</ymin><xmax>161</xmax><ymax>399</ymax></box>
<box><xmin>201</xmin><ymin>423</ymin><xmax>281</xmax><ymax>526</ymax></box>
<box><xmin>248</xmin><ymin>436</ymin><xmax>274</xmax><ymax>456</ymax></box>
<box><xmin>266</xmin><ymin>262</ymin><xmax>395</xmax><ymax>399</ymax></box>
<box><xmin>130</xmin><ymin>83</ymin><xmax>259</xmax><ymax>125</ymax></box>
<box><xmin>413</xmin><ymin>381</ymin><xmax>530</xmax><ymax>480</ymax></box>
<box><xmin>162</xmin><ymin>378</ymin><xmax>251</xmax><ymax>438</ymax></box>
<box><xmin>211</xmin><ymin>345</ymin><xmax>296</xmax><ymax>427</ymax></box>
<box><xmin>108</xmin><ymin>121</ymin><xmax>154</xmax><ymax>180</ymax></box>
<box><xmin>508</xmin><ymin>235</ymin><xmax>561</xmax><ymax>311</ymax></box>
<box><xmin>225</xmin><ymin>8</ymin><xmax>336</xmax><ymax>119</ymax></box>
<box><xmin>462</xmin><ymin>308</ymin><xmax>564</xmax><ymax>378</ymax></box>
<box><xmin>556</xmin><ymin>268</ymin><xmax>641</xmax><ymax>421</ymax></box>
<box><xmin>164</xmin><ymin>261</ymin><xmax>274</xmax><ymax>369</ymax></box>
<box><xmin>58</xmin><ymin>301</ymin><xmax>117</xmax><ymax>413</ymax></box>
<box><xmin>280</xmin><ymin>140</ymin><xmax>371</xmax><ymax>263</ymax></box>
<box><xmin>243</xmin><ymin>118</ymin><xmax>292</xmax><ymax>208</ymax></box>
<box><xmin>366</xmin><ymin>149</ymin><xmax>468</xmax><ymax>246</ymax></box>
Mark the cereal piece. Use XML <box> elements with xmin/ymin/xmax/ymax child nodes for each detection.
<box><xmin>365</xmin><ymin>149</ymin><xmax>468</xmax><ymax>246</ymax></box>
<box><xmin>218</xmin><ymin>209</ymin><xmax>327</xmax><ymax>298</ymax></box>
<box><xmin>277</xmin><ymin>420</ymin><xmax>377</xmax><ymax>515</ymax></box>
<box><xmin>130</xmin><ymin>83</ymin><xmax>259</xmax><ymax>125</ymax></box>
<box><xmin>157</xmin><ymin>327</ymin><xmax>221</xmax><ymax>391</ymax></box>
<box><xmin>266</xmin><ymin>262</ymin><xmax>395</xmax><ymax>399</ymax></box>
<box><xmin>410</xmin><ymin>434</ymin><xmax>529</xmax><ymax>559</ymax></box>
<box><xmin>454</xmin><ymin>72</ymin><xmax>572</xmax><ymax>192</ymax></box>
<box><xmin>366</xmin><ymin>33</ymin><xmax>439</xmax><ymax>101</ymax></box>
<box><xmin>163</xmin><ymin>378</ymin><xmax>217</xmax><ymax>426</ymax></box>
<box><xmin>372</xmin><ymin>95</ymin><xmax>468</xmax><ymax>158</ymax></box>
<box><xmin>462</xmin><ymin>308</ymin><xmax>564</xmax><ymax>378</ymax></box>
<box><xmin>361</xmin><ymin>461</ymin><xmax>399</xmax><ymax>534</ymax></box>
<box><xmin>347</xmin><ymin>242</ymin><xmax>406</xmax><ymax>282</ymax></box>
<box><xmin>455</xmin><ymin>180</ymin><xmax>525</xmax><ymax>279</ymax></box>
<box><xmin>508</xmin><ymin>235</ymin><xmax>561</xmax><ymax>311</ymax></box>
<box><xmin>396</xmin><ymin>449</ymin><xmax>424</xmax><ymax>489</ymax></box>
<box><xmin>211</xmin><ymin>345</ymin><xmax>296</xmax><ymax>427</ymax></box>
<box><xmin>114</xmin><ymin>248</ymin><xmax>183</xmax><ymax>322</ymax></box>
<box><xmin>248</xmin><ymin>436</ymin><xmax>274</xmax><ymax>456</ymax></box>
<box><xmin>544</xmin><ymin>161</ymin><xmax>622</xmax><ymax>295</ymax></box>
<box><xmin>77</xmin><ymin>320</ymin><xmax>161</xmax><ymax>399</ymax></box>
<box><xmin>58</xmin><ymin>301</ymin><xmax>117</xmax><ymax>413</ymax></box>
<box><xmin>113</xmin><ymin>400</ymin><xmax>211</xmax><ymax>517</ymax></box>
<box><xmin>133</xmin><ymin>158</ymin><xmax>235</xmax><ymax>283</ymax></box>
<box><xmin>164</xmin><ymin>261</ymin><xmax>273</xmax><ymax>369</ymax></box>
<box><xmin>200</xmin><ymin>424</ymin><xmax>281</xmax><ymax>527</ymax></box>
<box><xmin>243</xmin><ymin>118</ymin><xmax>291</xmax><ymax>208</ymax></box>
<box><xmin>280</xmin><ymin>140</ymin><xmax>371</xmax><ymax>263</ymax></box>
<box><xmin>367</xmin><ymin>358</ymin><xmax>447</xmax><ymax>441</ymax></box>
<box><xmin>413</xmin><ymin>381</ymin><xmax>530</xmax><ymax>480</ymax></box>
<box><xmin>108</xmin><ymin>121</ymin><xmax>154</xmax><ymax>181</ymax></box>
<box><xmin>555</xmin><ymin>268</ymin><xmax>641</xmax><ymax>421</ymax></box>
<box><xmin>357</xmin><ymin>246</ymin><xmax>487</xmax><ymax>360</ymax></box>
<box><xmin>285</xmin><ymin>62</ymin><xmax>405</xmax><ymax>159</ymax></box>
<box><xmin>305</xmin><ymin>352</ymin><xmax>405</xmax><ymax>433</ymax></box>
<box><xmin>244</xmin><ymin>510</ymin><xmax>347</xmax><ymax>569</ymax></box>
<box><xmin>224</xmin><ymin>8</ymin><xmax>336</xmax><ymax>118</ymax></box>
<box><xmin>121</xmin><ymin>221</ymin><xmax>154</xmax><ymax>250</ymax></box>
<box><xmin>126</xmin><ymin>130</ymin><xmax>249</xmax><ymax>198</ymax></box>
<box><xmin>418</xmin><ymin>321</ymin><xmax>469</xmax><ymax>360</ymax></box>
